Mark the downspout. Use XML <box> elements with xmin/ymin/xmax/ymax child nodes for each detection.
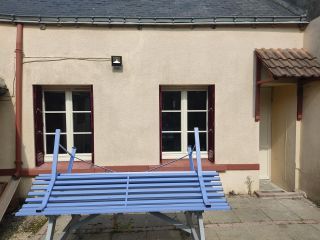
<box><xmin>14</xmin><ymin>24</ymin><xmax>23</xmax><ymax>178</ymax></box>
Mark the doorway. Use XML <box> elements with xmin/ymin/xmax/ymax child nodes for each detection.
<box><xmin>259</xmin><ymin>85</ymin><xmax>297</xmax><ymax>191</ymax></box>
<box><xmin>270</xmin><ymin>85</ymin><xmax>296</xmax><ymax>191</ymax></box>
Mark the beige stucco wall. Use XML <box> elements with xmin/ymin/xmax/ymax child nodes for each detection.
<box><xmin>22</xmin><ymin>26</ymin><xmax>303</xmax><ymax>167</ymax></box>
<box><xmin>271</xmin><ymin>85</ymin><xmax>297</xmax><ymax>191</ymax></box>
<box><xmin>300</xmin><ymin>16</ymin><xmax>320</xmax><ymax>204</ymax></box>
<box><xmin>0</xmin><ymin>24</ymin><xmax>16</xmax><ymax>169</ymax></box>
<box><xmin>0</xmin><ymin>24</ymin><xmax>304</xmax><ymax>194</ymax></box>
<box><xmin>220</xmin><ymin>170</ymin><xmax>259</xmax><ymax>195</ymax></box>
<box><xmin>300</xmin><ymin>82</ymin><xmax>320</xmax><ymax>203</ymax></box>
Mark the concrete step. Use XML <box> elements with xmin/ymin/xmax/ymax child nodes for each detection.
<box><xmin>254</xmin><ymin>190</ymin><xmax>304</xmax><ymax>199</ymax></box>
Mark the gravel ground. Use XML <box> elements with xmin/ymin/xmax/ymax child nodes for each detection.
<box><xmin>0</xmin><ymin>214</ymin><xmax>47</xmax><ymax>240</ymax></box>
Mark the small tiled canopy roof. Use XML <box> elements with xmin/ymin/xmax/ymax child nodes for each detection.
<box><xmin>255</xmin><ymin>48</ymin><xmax>320</xmax><ymax>78</ymax></box>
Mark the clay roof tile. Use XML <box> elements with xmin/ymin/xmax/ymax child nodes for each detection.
<box><xmin>256</xmin><ymin>48</ymin><xmax>320</xmax><ymax>79</ymax></box>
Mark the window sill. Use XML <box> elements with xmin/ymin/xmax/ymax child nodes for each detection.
<box><xmin>162</xmin><ymin>152</ymin><xmax>208</xmax><ymax>159</ymax></box>
<box><xmin>31</xmin><ymin>159</ymin><xmax>226</xmax><ymax>175</ymax></box>
<box><xmin>0</xmin><ymin>161</ymin><xmax>260</xmax><ymax>177</ymax></box>
<box><xmin>44</xmin><ymin>153</ymin><xmax>92</xmax><ymax>162</ymax></box>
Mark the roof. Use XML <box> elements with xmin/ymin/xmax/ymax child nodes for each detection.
<box><xmin>0</xmin><ymin>0</ymin><xmax>307</xmax><ymax>25</ymax></box>
<box><xmin>256</xmin><ymin>48</ymin><xmax>320</xmax><ymax>78</ymax></box>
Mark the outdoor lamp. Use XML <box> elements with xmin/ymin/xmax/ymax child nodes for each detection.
<box><xmin>111</xmin><ymin>56</ymin><xmax>122</xmax><ymax>67</ymax></box>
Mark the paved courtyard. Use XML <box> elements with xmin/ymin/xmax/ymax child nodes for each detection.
<box><xmin>17</xmin><ymin>195</ymin><xmax>319</xmax><ymax>240</ymax></box>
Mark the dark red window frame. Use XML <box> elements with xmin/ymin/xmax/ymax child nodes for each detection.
<box><xmin>159</xmin><ymin>85</ymin><xmax>215</xmax><ymax>163</ymax></box>
<box><xmin>33</xmin><ymin>85</ymin><xmax>94</xmax><ymax>166</ymax></box>
<box><xmin>33</xmin><ymin>85</ymin><xmax>44</xmax><ymax>166</ymax></box>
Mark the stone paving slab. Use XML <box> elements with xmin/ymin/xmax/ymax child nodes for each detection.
<box><xmin>10</xmin><ymin>196</ymin><xmax>320</xmax><ymax>240</ymax></box>
<box><xmin>311</xmin><ymin>223</ymin><xmax>320</xmax><ymax>232</ymax></box>
<box><xmin>279</xmin><ymin>199</ymin><xmax>320</xmax><ymax>221</ymax></box>
<box><xmin>260</xmin><ymin>206</ymin><xmax>302</xmax><ymax>221</ymax></box>
<box><xmin>203</xmin><ymin>210</ymin><xmax>241</xmax><ymax>224</ymax></box>
<box><xmin>249</xmin><ymin>224</ymin><xmax>293</xmax><ymax>240</ymax></box>
<box><xmin>232</xmin><ymin>207</ymin><xmax>271</xmax><ymax>222</ymax></box>
<box><xmin>207</xmin><ymin>224</ymin><xmax>256</xmax><ymax>240</ymax></box>
<box><xmin>284</xmin><ymin>224</ymin><xmax>320</xmax><ymax>240</ymax></box>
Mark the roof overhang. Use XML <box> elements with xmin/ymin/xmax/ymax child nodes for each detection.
<box><xmin>255</xmin><ymin>48</ymin><xmax>320</xmax><ymax>83</ymax></box>
<box><xmin>254</xmin><ymin>48</ymin><xmax>320</xmax><ymax>122</ymax></box>
<box><xmin>0</xmin><ymin>14</ymin><xmax>309</xmax><ymax>27</ymax></box>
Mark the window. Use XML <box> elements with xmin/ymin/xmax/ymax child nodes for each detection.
<box><xmin>161</xmin><ymin>88</ymin><xmax>209</xmax><ymax>158</ymax></box>
<box><xmin>33</xmin><ymin>86</ymin><xmax>93</xmax><ymax>165</ymax></box>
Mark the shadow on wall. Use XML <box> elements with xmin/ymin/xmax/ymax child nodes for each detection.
<box><xmin>0</xmin><ymin>77</ymin><xmax>16</xmax><ymax>169</ymax></box>
<box><xmin>300</xmin><ymin>81</ymin><xmax>320</xmax><ymax>205</ymax></box>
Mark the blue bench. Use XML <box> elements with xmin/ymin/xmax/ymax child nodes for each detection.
<box><xmin>16</xmin><ymin>128</ymin><xmax>230</xmax><ymax>240</ymax></box>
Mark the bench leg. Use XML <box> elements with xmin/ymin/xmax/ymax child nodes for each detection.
<box><xmin>196</xmin><ymin>212</ymin><xmax>205</xmax><ymax>240</ymax></box>
<box><xmin>150</xmin><ymin>212</ymin><xmax>191</xmax><ymax>234</ymax></box>
<box><xmin>45</xmin><ymin>216</ymin><xmax>56</xmax><ymax>240</ymax></box>
<box><xmin>185</xmin><ymin>212</ymin><xmax>199</xmax><ymax>240</ymax></box>
<box><xmin>59</xmin><ymin>214</ymin><xmax>81</xmax><ymax>240</ymax></box>
<box><xmin>58</xmin><ymin>214</ymin><xmax>98</xmax><ymax>240</ymax></box>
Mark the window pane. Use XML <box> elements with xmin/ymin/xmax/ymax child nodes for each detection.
<box><xmin>188</xmin><ymin>132</ymin><xmax>207</xmax><ymax>151</ymax></box>
<box><xmin>162</xmin><ymin>112</ymin><xmax>181</xmax><ymax>131</ymax></box>
<box><xmin>162</xmin><ymin>133</ymin><xmax>181</xmax><ymax>152</ymax></box>
<box><xmin>73</xmin><ymin>113</ymin><xmax>91</xmax><ymax>132</ymax></box>
<box><xmin>46</xmin><ymin>134</ymin><xmax>67</xmax><ymax>154</ymax></box>
<box><xmin>45</xmin><ymin>113</ymin><xmax>66</xmax><ymax>132</ymax></box>
<box><xmin>188</xmin><ymin>112</ymin><xmax>206</xmax><ymax>131</ymax></box>
<box><xmin>72</xmin><ymin>91</ymin><xmax>91</xmax><ymax>111</ymax></box>
<box><xmin>162</xmin><ymin>91</ymin><xmax>181</xmax><ymax>110</ymax></box>
<box><xmin>44</xmin><ymin>91</ymin><xmax>65</xmax><ymax>111</ymax></box>
<box><xmin>187</xmin><ymin>91</ymin><xmax>206</xmax><ymax>110</ymax></box>
<box><xmin>74</xmin><ymin>134</ymin><xmax>92</xmax><ymax>153</ymax></box>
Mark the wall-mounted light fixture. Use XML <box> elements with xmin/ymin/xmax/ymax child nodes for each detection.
<box><xmin>111</xmin><ymin>56</ymin><xmax>122</xmax><ymax>67</ymax></box>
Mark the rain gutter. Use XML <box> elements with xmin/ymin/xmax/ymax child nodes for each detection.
<box><xmin>0</xmin><ymin>14</ymin><xmax>309</xmax><ymax>26</ymax></box>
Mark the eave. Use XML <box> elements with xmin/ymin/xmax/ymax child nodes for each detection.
<box><xmin>0</xmin><ymin>14</ymin><xmax>309</xmax><ymax>27</ymax></box>
<box><xmin>254</xmin><ymin>48</ymin><xmax>320</xmax><ymax>122</ymax></box>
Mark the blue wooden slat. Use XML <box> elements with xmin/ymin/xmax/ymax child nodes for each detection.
<box><xmin>37</xmin><ymin>171</ymin><xmax>219</xmax><ymax>178</ymax></box>
<box><xmin>25</xmin><ymin>194</ymin><xmax>226</xmax><ymax>205</ymax></box>
<box><xmin>67</xmin><ymin>147</ymin><xmax>76</xmax><ymax>173</ymax></box>
<box><xmin>32</xmin><ymin>184</ymin><xmax>126</xmax><ymax>190</ymax></box>
<box><xmin>22</xmin><ymin>198</ymin><xmax>228</xmax><ymax>208</ymax></box>
<box><xmin>31</xmin><ymin>181</ymin><xmax>222</xmax><ymax>191</ymax></box>
<box><xmin>37</xmin><ymin>171</ymin><xmax>219</xmax><ymax>177</ymax></box>
<box><xmin>21</xmin><ymin>200</ymin><xmax>230</xmax><ymax>211</ymax></box>
<box><xmin>36</xmin><ymin>129</ymin><xmax>61</xmax><ymax>212</ymax></box>
<box><xmin>26</xmin><ymin>192</ymin><xmax>225</xmax><ymax>203</ymax></box>
<box><xmin>30</xmin><ymin>188</ymin><xmax>222</xmax><ymax>198</ymax></box>
<box><xmin>35</xmin><ymin>172</ymin><xmax>219</xmax><ymax>180</ymax></box>
<box><xmin>33</xmin><ymin>176</ymin><xmax>217</xmax><ymax>186</ymax></box>
<box><xmin>21</xmin><ymin>199</ymin><xmax>229</xmax><ymax>210</ymax></box>
<box><xmin>194</xmin><ymin>127</ymin><xmax>211</xmax><ymax>207</ymax></box>
<box><xmin>32</xmin><ymin>179</ymin><xmax>221</xmax><ymax>189</ymax></box>
<box><xmin>17</xmin><ymin>204</ymin><xmax>231</xmax><ymax>216</ymax></box>
<box><xmin>21</xmin><ymin>199</ymin><xmax>229</xmax><ymax>211</ymax></box>
<box><xmin>28</xmin><ymin>186</ymin><xmax>224</xmax><ymax>197</ymax></box>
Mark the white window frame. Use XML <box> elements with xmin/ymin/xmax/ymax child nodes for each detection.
<box><xmin>162</xmin><ymin>87</ymin><xmax>208</xmax><ymax>159</ymax></box>
<box><xmin>42</xmin><ymin>87</ymin><xmax>92</xmax><ymax>162</ymax></box>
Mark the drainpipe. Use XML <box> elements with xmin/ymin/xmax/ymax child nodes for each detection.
<box><xmin>14</xmin><ymin>24</ymin><xmax>23</xmax><ymax>178</ymax></box>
